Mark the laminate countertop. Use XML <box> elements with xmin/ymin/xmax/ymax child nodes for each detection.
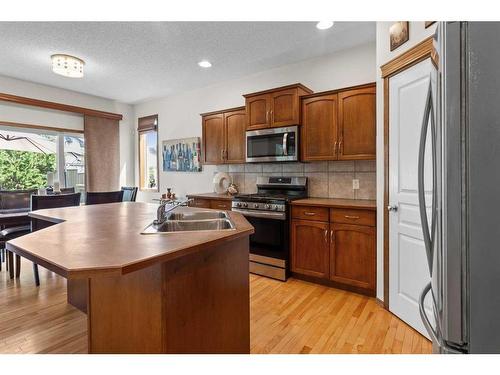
<box><xmin>186</xmin><ymin>192</ymin><xmax>235</xmax><ymax>201</ymax></box>
<box><xmin>6</xmin><ymin>202</ymin><xmax>253</xmax><ymax>279</ymax></box>
<box><xmin>291</xmin><ymin>198</ymin><xmax>376</xmax><ymax>210</ymax></box>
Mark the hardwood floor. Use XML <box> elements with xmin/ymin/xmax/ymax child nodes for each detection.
<box><xmin>0</xmin><ymin>258</ymin><xmax>431</xmax><ymax>354</ymax></box>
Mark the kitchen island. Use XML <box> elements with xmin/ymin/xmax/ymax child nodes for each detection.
<box><xmin>6</xmin><ymin>202</ymin><xmax>254</xmax><ymax>354</ymax></box>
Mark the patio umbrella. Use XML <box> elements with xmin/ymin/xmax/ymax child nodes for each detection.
<box><xmin>0</xmin><ymin>131</ymin><xmax>55</xmax><ymax>154</ymax></box>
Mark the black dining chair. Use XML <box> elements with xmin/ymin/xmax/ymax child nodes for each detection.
<box><xmin>0</xmin><ymin>189</ymin><xmax>36</xmax><ymax>276</ymax></box>
<box><xmin>60</xmin><ymin>187</ymin><xmax>75</xmax><ymax>194</ymax></box>
<box><xmin>121</xmin><ymin>186</ymin><xmax>138</xmax><ymax>202</ymax></box>
<box><xmin>25</xmin><ymin>192</ymin><xmax>81</xmax><ymax>286</ymax></box>
<box><xmin>86</xmin><ymin>191</ymin><xmax>124</xmax><ymax>205</ymax></box>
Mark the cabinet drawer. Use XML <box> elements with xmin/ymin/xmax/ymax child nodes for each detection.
<box><xmin>292</xmin><ymin>206</ymin><xmax>329</xmax><ymax>222</ymax></box>
<box><xmin>330</xmin><ymin>208</ymin><xmax>375</xmax><ymax>226</ymax></box>
<box><xmin>189</xmin><ymin>198</ymin><xmax>211</xmax><ymax>209</ymax></box>
<box><xmin>209</xmin><ymin>200</ymin><xmax>232</xmax><ymax>210</ymax></box>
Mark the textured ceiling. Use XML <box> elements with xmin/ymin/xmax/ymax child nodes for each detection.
<box><xmin>0</xmin><ymin>22</ymin><xmax>375</xmax><ymax>104</ymax></box>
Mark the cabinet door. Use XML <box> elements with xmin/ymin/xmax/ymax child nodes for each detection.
<box><xmin>224</xmin><ymin>109</ymin><xmax>246</xmax><ymax>164</ymax></box>
<box><xmin>337</xmin><ymin>86</ymin><xmax>376</xmax><ymax>160</ymax></box>
<box><xmin>330</xmin><ymin>223</ymin><xmax>375</xmax><ymax>291</ymax></box>
<box><xmin>270</xmin><ymin>88</ymin><xmax>299</xmax><ymax>127</ymax></box>
<box><xmin>301</xmin><ymin>94</ymin><xmax>338</xmax><ymax>161</ymax></box>
<box><xmin>246</xmin><ymin>93</ymin><xmax>270</xmax><ymax>130</ymax></box>
<box><xmin>202</xmin><ymin>114</ymin><xmax>224</xmax><ymax>164</ymax></box>
<box><xmin>291</xmin><ymin>219</ymin><xmax>329</xmax><ymax>279</ymax></box>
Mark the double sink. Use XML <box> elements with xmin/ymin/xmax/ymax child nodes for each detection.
<box><xmin>142</xmin><ymin>210</ymin><xmax>235</xmax><ymax>234</ymax></box>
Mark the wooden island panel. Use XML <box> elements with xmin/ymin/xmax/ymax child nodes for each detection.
<box><xmin>6</xmin><ymin>203</ymin><xmax>253</xmax><ymax>354</ymax></box>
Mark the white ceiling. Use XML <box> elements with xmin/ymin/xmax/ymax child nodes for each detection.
<box><xmin>0</xmin><ymin>22</ymin><xmax>375</xmax><ymax>104</ymax></box>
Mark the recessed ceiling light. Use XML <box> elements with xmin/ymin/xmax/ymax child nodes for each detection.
<box><xmin>316</xmin><ymin>21</ymin><xmax>334</xmax><ymax>30</ymax></box>
<box><xmin>198</xmin><ymin>60</ymin><xmax>212</xmax><ymax>68</ymax></box>
<box><xmin>51</xmin><ymin>54</ymin><xmax>85</xmax><ymax>78</ymax></box>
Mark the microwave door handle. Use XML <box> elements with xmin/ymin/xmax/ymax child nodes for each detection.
<box><xmin>418</xmin><ymin>80</ymin><xmax>434</xmax><ymax>275</ymax></box>
<box><xmin>282</xmin><ymin>133</ymin><xmax>288</xmax><ymax>156</ymax></box>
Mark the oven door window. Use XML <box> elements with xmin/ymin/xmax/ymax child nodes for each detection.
<box><xmin>247</xmin><ymin>132</ymin><xmax>295</xmax><ymax>158</ymax></box>
<box><xmin>245</xmin><ymin>216</ymin><xmax>288</xmax><ymax>260</ymax></box>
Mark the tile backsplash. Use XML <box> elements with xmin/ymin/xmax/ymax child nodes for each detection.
<box><xmin>215</xmin><ymin>160</ymin><xmax>376</xmax><ymax>200</ymax></box>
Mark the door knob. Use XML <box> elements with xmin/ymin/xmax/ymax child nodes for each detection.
<box><xmin>387</xmin><ymin>205</ymin><xmax>398</xmax><ymax>212</ymax></box>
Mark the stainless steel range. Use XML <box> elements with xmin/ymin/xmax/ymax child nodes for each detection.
<box><xmin>231</xmin><ymin>176</ymin><xmax>307</xmax><ymax>281</ymax></box>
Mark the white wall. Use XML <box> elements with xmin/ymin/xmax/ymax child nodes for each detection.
<box><xmin>133</xmin><ymin>42</ymin><xmax>376</xmax><ymax>202</ymax></box>
<box><xmin>375</xmin><ymin>22</ymin><xmax>438</xmax><ymax>301</ymax></box>
<box><xmin>0</xmin><ymin>74</ymin><xmax>135</xmax><ymax>187</ymax></box>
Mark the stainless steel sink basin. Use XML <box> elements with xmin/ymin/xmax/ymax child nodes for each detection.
<box><xmin>142</xmin><ymin>218</ymin><xmax>235</xmax><ymax>234</ymax></box>
<box><xmin>165</xmin><ymin>210</ymin><xmax>228</xmax><ymax>221</ymax></box>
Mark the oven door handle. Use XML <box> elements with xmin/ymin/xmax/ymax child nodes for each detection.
<box><xmin>231</xmin><ymin>208</ymin><xmax>286</xmax><ymax>220</ymax></box>
<box><xmin>283</xmin><ymin>133</ymin><xmax>288</xmax><ymax>156</ymax></box>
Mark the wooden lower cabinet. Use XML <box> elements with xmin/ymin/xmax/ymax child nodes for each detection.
<box><xmin>209</xmin><ymin>199</ymin><xmax>232</xmax><ymax>210</ymax></box>
<box><xmin>291</xmin><ymin>206</ymin><xmax>376</xmax><ymax>296</ymax></box>
<box><xmin>291</xmin><ymin>219</ymin><xmax>329</xmax><ymax>279</ymax></box>
<box><xmin>188</xmin><ymin>198</ymin><xmax>211</xmax><ymax>209</ymax></box>
<box><xmin>330</xmin><ymin>223</ymin><xmax>376</xmax><ymax>291</ymax></box>
<box><xmin>188</xmin><ymin>197</ymin><xmax>232</xmax><ymax>210</ymax></box>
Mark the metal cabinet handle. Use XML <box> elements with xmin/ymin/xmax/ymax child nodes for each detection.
<box><xmin>333</xmin><ymin>141</ymin><xmax>338</xmax><ymax>155</ymax></box>
<box><xmin>339</xmin><ymin>139</ymin><xmax>343</xmax><ymax>154</ymax></box>
<box><xmin>266</xmin><ymin>110</ymin><xmax>269</xmax><ymax>123</ymax></box>
<box><xmin>303</xmin><ymin>212</ymin><xmax>316</xmax><ymax>216</ymax></box>
<box><xmin>217</xmin><ymin>204</ymin><xmax>227</xmax><ymax>208</ymax></box>
<box><xmin>344</xmin><ymin>215</ymin><xmax>360</xmax><ymax>220</ymax></box>
<box><xmin>387</xmin><ymin>205</ymin><xmax>398</xmax><ymax>212</ymax></box>
<box><xmin>324</xmin><ymin>229</ymin><xmax>328</xmax><ymax>243</ymax></box>
<box><xmin>330</xmin><ymin>229</ymin><xmax>334</xmax><ymax>244</ymax></box>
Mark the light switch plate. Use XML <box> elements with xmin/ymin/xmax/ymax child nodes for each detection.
<box><xmin>352</xmin><ymin>179</ymin><xmax>360</xmax><ymax>190</ymax></box>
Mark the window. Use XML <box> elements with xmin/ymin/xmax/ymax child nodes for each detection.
<box><xmin>0</xmin><ymin>124</ymin><xmax>85</xmax><ymax>192</ymax></box>
<box><xmin>138</xmin><ymin>115</ymin><xmax>159</xmax><ymax>191</ymax></box>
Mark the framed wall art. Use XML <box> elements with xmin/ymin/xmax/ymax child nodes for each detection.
<box><xmin>162</xmin><ymin>137</ymin><xmax>202</xmax><ymax>172</ymax></box>
<box><xmin>389</xmin><ymin>21</ymin><xmax>409</xmax><ymax>51</ymax></box>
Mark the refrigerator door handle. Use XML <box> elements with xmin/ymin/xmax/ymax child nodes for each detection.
<box><xmin>417</xmin><ymin>80</ymin><xmax>437</xmax><ymax>275</ymax></box>
<box><xmin>419</xmin><ymin>282</ymin><xmax>440</xmax><ymax>343</ymax></box>
<box><xmin>419</xmin><ymin>282</ymin><xmax>463</xmax><ymax>354</ymax></box>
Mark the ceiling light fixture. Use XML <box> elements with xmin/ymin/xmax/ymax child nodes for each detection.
<box><xmin>198</xmin><ymin>60</ymin><xmax>212</xmax><ymax>68</ymax></box>
<box><xmin>51</xmin><ymin>54</ymin><xmax>85</xmax><ymax>78</ymax></box>
<box><xmin>316</xmin><ymin>21</ymin><xmax>334</xmax><ymax>30</ymax></box>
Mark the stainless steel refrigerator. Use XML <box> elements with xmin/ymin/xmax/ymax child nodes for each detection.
<box><xmin>418</xmin><ymin>21</ymin><xmax>500</xmax><ymax>353</ymax></box>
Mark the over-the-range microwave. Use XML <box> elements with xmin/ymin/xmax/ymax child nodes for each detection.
<box><xmin>245</xmin><ymin>125</ymin><xmax>298</xmax><ymax>163</ymax></box>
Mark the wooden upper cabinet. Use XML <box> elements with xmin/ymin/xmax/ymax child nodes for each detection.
<box><xmin>300</xmin><ymin>83</ymin><xmax>376</xmax><ymax>161</ymax></box>
<box><xmin>202</xmin><ymin>113</ymin><xmax>224</xmax><ymax>164</ymax></box>
<box><xmin>246</xmin><ymin>93</ymin><xmax>270</xmax><ymax>130</ymax></box>
<box><xmin>338</xmin><ymin>85</ymin><xmax>376</xmax><ymax>160</ymax></box>
<box><xmin>224</xmin><ymin>108</ymin><xmax>246</xmax><ymax>164</ymax></box>
<box><xmin>270</xmin><ymin>88</ymin><xmax>299</xmax><ymax>127</ymax></box>
<box><xmin>291</xmin><ymin>219</ymin><xmax>330</xmax><ymax>279</ymax></box>
<box><xmin>330</xmin><ymin>223</ymin><xmax>376</xmax><ymax>291</ymax></box>
<box><xmin>201</xmin><ymin>106</ymin><xmax>246</xmax><ymax>165</ymax></box>
<box><xmin>244</xmin><ymin>84</ymin><xmax>312</xmax><ymax>130</ymax></box>
<box><xmin>301</xmin><ymin>94</ymin><xmax>338</xmax><ymax>161</ymax></box>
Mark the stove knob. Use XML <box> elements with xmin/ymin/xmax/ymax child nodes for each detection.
<box><xmin>274</xmin><ymin>205</ymin><xmax>280</xmax><ymax>211</ymax></box>
<box><xmin>265</xmin><ymin>204</ymin><xmax>271</xmax><ymax>209</ymax></box>
<box><xmin>254</xmin><ymin>203</ymin><xmax>259</xmax><ymax>209</ymax></box>
<box><xmin>242</xmin><ymin>203</ymin><xmax>248</xmax><ymax>208</ymax></box>
<box><xmin>235</xmin><ymin>202</ymin><xmax>241</xmax><ymax>208</ymax></box>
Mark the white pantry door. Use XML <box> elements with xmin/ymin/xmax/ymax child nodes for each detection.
<box><xmin>389</xmin><ymin>58</ymin><xmax>436</xmax><ymax>338</ymax></box>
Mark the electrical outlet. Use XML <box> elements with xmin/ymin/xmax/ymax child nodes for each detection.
<box><xmin>352</xmin><ymin>179</ymin><xmax>360</xmax><ymax>190</ymax></box>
